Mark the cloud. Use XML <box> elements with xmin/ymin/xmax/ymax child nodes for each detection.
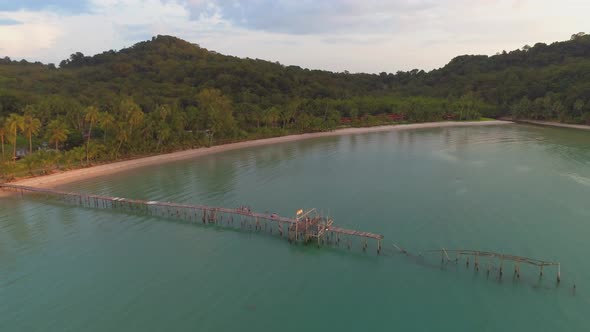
<box><xmin>1</xmin><ymin>0</ymin><xmax>89</xmax><ymax>13</ymax></box>
<box><xmin>186</xmin><ymin>0</ymin><xmax>440</xmax><ymax>35</ymax></box>
<box><xmin>0</xmin><ymin>18</ymin><xmax>22</xmax><ymax>25</ymax></box>
<box><xmin>0</xmin><ymin>0</ymin><xmax>588</xmax><ymax>72</ymax></box>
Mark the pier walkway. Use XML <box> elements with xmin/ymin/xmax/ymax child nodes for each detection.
<box><xmin>2</xmin><ymin>184</ymin><xmax>564</xmax><ymax>283</ymax></box>
<box><xmin>0</xmin><ymin>184</ymin><xmax>383</xmax><ymax>253</ymax></box>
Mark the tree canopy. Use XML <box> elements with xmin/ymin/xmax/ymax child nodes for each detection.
<box><xmin>1</xmin><ymin>33</ymin><xmax>589</xmax><ymax>179</ymax></box>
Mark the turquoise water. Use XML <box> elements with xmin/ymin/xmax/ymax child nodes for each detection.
<box><xmin>2</xmin><ymin>124</ymin><xmax>590</xmax><ymax>331</ymax></box>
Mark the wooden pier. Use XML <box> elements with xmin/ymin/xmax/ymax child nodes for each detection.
<box><xmin>0</xmin><ymin>184</ymin><xmax>383</xmax><ymax>253</ymax></box>
<box><xmin>427</xmin><ymin>249</ymin><xmax>561</xmax><ymax>282</ymax></box>
<box><xmin>1</xmin><ymin>183</ymin><xmax>566</xmax><ymax>285</ymax></box>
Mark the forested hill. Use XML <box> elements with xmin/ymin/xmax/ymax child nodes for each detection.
<box><xmin>1</xmin><ymin>34</ymin><xmax>590</xmax><ymax>179</ymax></box>
<box><xmin>392</xmin><ymin>32</ymin><xmax>590</xmax><ymax>120</ymax></box>
<box><xmin>0</xmin><ymin>35</ymin><xmax>385</xmax><ymax>114</ymax></box>
<box><xmin>1</xmin><ymin>34</ymin><xmax>590</xmax><ymax>122</ymax></box>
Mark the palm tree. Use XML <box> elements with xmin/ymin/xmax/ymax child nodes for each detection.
<box><xmin>0</xmin><ymin>117</ymin><xmax>6</xmax><ymax>162</ymax></box>
<box><xmin>263</xmin><ymin>107</ymin><xmax>280</xmax><ymax>127</ymax></box>
<box><xmin>98</xmin><ymin>112</ymin><xmax>115</xmax><ymax>142</ymax></box>
<box><xmin>128</xmin><ymin>108</ymin><xmax>144</xmax><ymax>136</ymax></box>
<box><xmin>86</xmin><ymin>142</ymin><xmax>104</xmax><ymax>163</ymax></box>
<box><xmin>46</xmin><ymin>120</ymin><xmax>70</xmax><ymax>151</ymax></box>
<box><xmin>6</xmin><ymin>114</ymin><xmax>24</xmax><ymax>163</ymax></box>
<box><xmin>114</xmin><ymin>122</ymin><xmax>129</xmax><ymax>159</ymax></box>
<box><xmin>22</xmin><ymin>113</ymin><xmax>42</xmax><ymax>154</ymax></box>
<box><xmin>71</xmin><ymin>146</ymin><xmax>86</xmax><ymax>166</ymax></box>
<box><xmin>84</xmin><ymin>106</ymin><xmax>99</xmax><ymax>165</ymax></box>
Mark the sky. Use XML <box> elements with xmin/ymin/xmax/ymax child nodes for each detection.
<box><xmin>0</xmin><ymin>0</ymin><xmax>588</xmax><ymax>73</ymax></box>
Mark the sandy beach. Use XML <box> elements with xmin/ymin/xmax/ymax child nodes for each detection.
<box><xmin>510</xmin><ymin>119</ymin><xmax>590</xmax><ymax>131</ymax></box>
<box><xmin>2</xmin><ymin>120</ymin><xmax>511</xmax><ymax>191</ymax></box>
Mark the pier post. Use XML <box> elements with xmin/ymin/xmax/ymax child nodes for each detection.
<box><xmin>557</xmin><ymin>263</ymin><xmax>561</xmax><ymax>283</ymax></box>
<box><xmin>512</xmin><ymin>263</ymin><xmax>520</xmax><ymax>279</ymax></box>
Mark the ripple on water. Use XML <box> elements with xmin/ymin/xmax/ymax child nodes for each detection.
<box><xmin>561</xmin><ymin>172</ymin><xmax>590</xmax><ymax>187</ymax></box>
<box><xmin>3</xmin><ymin>124</ymin><xmax>590</xmax><ymax>331</ymax></box>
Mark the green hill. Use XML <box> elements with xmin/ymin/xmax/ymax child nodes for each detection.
<box><xmin>1</xmin><ymin>34</ymin><xmax>590</xmax><ymax>177</ymax></box>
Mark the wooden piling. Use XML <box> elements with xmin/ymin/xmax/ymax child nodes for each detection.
<box><xmin>2</xmin><ymin>184</ymin><xmax>376</xmax><ymax>256</ymax></box>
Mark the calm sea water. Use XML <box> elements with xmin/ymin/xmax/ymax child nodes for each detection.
<box><xmin>2</xmin><ymin>124</ymin><xmax>590</xmax><ymax>331</ymax></box>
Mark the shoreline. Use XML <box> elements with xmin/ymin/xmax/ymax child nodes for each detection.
<box><xmin>2</xmin><ymin>120</ymin><xmax>511</xmax><ymax>192</ymax></box>
<box><xmin>509</xmin><ymin>119</ymin><xmax>590</xmax><ymax>131</ymax></box>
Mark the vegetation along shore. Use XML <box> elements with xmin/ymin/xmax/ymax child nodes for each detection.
<box><xmin>2</xmin><ymin>120</ymin><xmax>510</xmax><ymax>192</ymax></box>
<box><xmin>1</xmin><ymin>33</ymin><xmax>589</xmax><ymax>182</ymax></box>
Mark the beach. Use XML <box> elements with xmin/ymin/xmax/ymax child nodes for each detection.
<box><xmin>2</xmin><ymin>120</ymin><xmax>511</xmax><ymax>191</ymax></box>
<box><xmin>510</xmin><ymin>119</ymin><xmax>590</xmax><ymax>131</ymax></box>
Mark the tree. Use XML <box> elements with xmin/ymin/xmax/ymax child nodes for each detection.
<box><xmin>35</xmin><ymin>150</ymin><xmax>59</xmax><ymax>174</ymax></box>
<box><xmin>128</xmin><ymin>107</ymin><xmax>145</xmax><ymax>136</ymax></box>
<box><xmin>573</xmin><ymin>99</ymin><xmax>585</xmax><ymax>117</ymax></box>
<box><xmin>263</xmin><ymin>107</ymin><xmax>280</xmax><ymax>127</ymax></box>
<box><xmin>551</xmin><ymin>101</ymin><xmax>564</xmax><ymax>120</ymax></box>
<box><xmin>84</xmin><ymin>106</ymin><xmax>100</xmax><ymax>164</ymax></box>
<box><xmin>22</xmin><ymin>153</ymin><xmax>41</xmax><ymax>176</ymax></box>
<box><xmin>69</xmin><ymin>146</ymin><xmax>86</xmax><ymax>166</ymax></box>
<box><xmin>0</xmin><ymin>117</ymin><xmax>6</xmax><ymax>162</ymax></box>
<box><xmin>46</xmin><ymin>119</ymin><xmax>70</xmax><ymax>151</ymax></box>
<box><xmin>98</xmin><ymin>112</ymin><xmax>115</xmax><ymax>142</ymax></box>
<box><xmin>571</xmin><ymin>32</ymin><xmax>586</xmax><ymax>40</ymax></box>
<box><xmin>454</xmin><ymin>93</ymin><xmax>481</xmax><ymax>120</ymax></box>
<box><xmin>86</xmin><ymin>142</ymin><xmax>105</xmax><ymax>163</ymax></box>
<box><xmin>120</xmin><ymin>98</ymin><xmax>144</xmax><ymax>136</ymax></box>
<box><xmin>511</xmin><ymin>97</ymin><xmax>531</xmax><ymax>119</ymax></box>
<box><xmin>196</xmin><ymin>89</ymin><xmax>237</xmax><ymax>143</ymax></box>
<box><xmin>6</xmin><ymin>113</ymin><xmax>24</xmax><ymax>162</ymax></box>
<box><xmin>22</xmin><ymin>112</ymin><xmax>42</xmax><ymax>154</ymax></box>
<box><xmin>114</xmin><ymin>121</ymin><xmax>129</xmax><ymax>158</ymax></box>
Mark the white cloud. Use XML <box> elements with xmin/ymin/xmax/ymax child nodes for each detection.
<box><xmin>0</xmin><ymin>0</ymin><xmax>588</xmax><ymax>72</ymax></box>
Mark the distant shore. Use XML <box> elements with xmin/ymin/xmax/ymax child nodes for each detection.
<box><xmin>508</xmin><ymin>119</ymin><xmax>590</xmax><ymax>131</ymax></box>
<box><xmin>2</xmin><ymin>120</ymin><xmax>511</xmax><ymax>192</ymax></box>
